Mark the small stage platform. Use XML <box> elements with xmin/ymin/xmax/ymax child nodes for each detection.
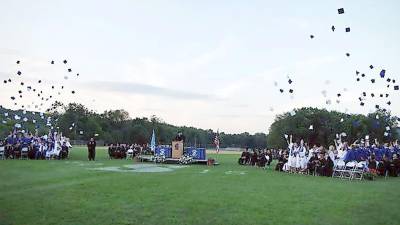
<box><xmin>137</xmin><ymin>155</ymin><xmax>209</xmax><ymax>165</ymax></box>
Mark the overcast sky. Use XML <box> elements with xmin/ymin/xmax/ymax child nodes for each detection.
<box><xmin>0</xmin><ymin>0</ymin><xmax>399</xmax><ymax>134</ymax></box>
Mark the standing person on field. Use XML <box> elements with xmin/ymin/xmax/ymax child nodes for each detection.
<box><xmin>87</xmin><ymin>137</ymin><xmax>96</xmax><ymax>161</ymax></box>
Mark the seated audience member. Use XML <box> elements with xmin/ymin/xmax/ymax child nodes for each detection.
<box><xmin>238</xmin><ymin>148</ymin><xmax>248</xmax><ymax>165</ymax></box>
<box><xmin>368</xmin><ymin>155</ymin><xmax>378</xmax><ymax>175</ymax></box>
<box><xmin>59</xmin><ymin>142</ymin><xmax>69</xmax><ymax>159</ymax></box>
<box><xmin>275</xmin><ymin>152</ymin><xmax>288</xmax><ymax>171</ymax></box>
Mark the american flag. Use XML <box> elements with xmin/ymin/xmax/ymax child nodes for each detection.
<box><xmin>214</xmin><ymin>130</ymin><xmax>220</xmax><ymax>153</ymax></box>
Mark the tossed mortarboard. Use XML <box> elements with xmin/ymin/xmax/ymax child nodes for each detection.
<box><xmin>387</xmin><ymin>101</ymin><xmax>391</xmax><ymax>105</ymax></box>
<box><xmin>63</xmin><ymin>60</ymin><xmax>67</xmax><ymax>64</ymax></box>
<box><xmin>76</xmin><ymin>73</ymin><xmax>79</xmax><ymax>76</ymax></box>
<box><xmin>288</xmin><ymin>79</ymin><xmax>293</xmax><ymax>84</ymax></box>
<box><xmin>71</xmin><ymin>90</ymin><xmax>75</xmax><ymax>94</ymax></box>
<box><xmin>386</xmin><ymin>93</ymin><xmax>389</xmax><ymax>97</ymax></box>
<box><xmin>380</xmin><ymin>70</ymin><xmax>386</xmax><ymax>78</ymax></box>
<box><xmin>310</xmin><ymin>35</ymin><xmax>314</xmax><ymax>39</ymax></box>
<box><xmin>20</xmin><ymin>82</ymin><xmax>24</xmax><ymax>86</ymax></box>
<box><xmin>371</xmin><ymin>93</ymin><xmax>375</xmax><ymax>97</ymax></box>
<box><xmin>392</xmin><ymin>79</ymin><xmax>396</xmax><ymax>83</ymax></box>
<box><xmin>16</xmin><ymin>60</ymin><xmax>20</xmax><ymax>64</ymax></box>
<box><xmin>18</xmin><ymin>90</ymin><xmax>22</xmax><ymax>94</ymax></box>
<box><xmin>279</xmin><ymin>89</ymin><xmax>284</xmax><ymax>93</ymax></box>
<box><xmin>8</xmin><ymin>78</ymin><xmax>11</xmax><ymax>82</ymax></box>
<box><xmin>371</xmin><ymin>79</ymin><xmax>375</xmax><ymax>83</ymax></box>
<box><xmin>375</xmin><ymin>105</ymin><xmax>379</xmax><ymax>109</ymax></box>
<box><xmin>380</xmin><ymin>94</ymin><xmax>383</xmax><ymax>97</ymax></box>
<box><xmin>346</xmin><ymin>53</ymin><xmax>350</xmax><ymax>57</ymax></box>
<box><xmin>10</xmin><ymin>96</ymin><xmax>15</xmax><ymax>100</ymax></box>
<box><xmin>337</xmin><ymin>93</ymin><xmax>341</xmax><ymax>97</ymax></box>
<box><xmin>394</xmin><ymin>85</ymin><xmax>399</xmax><ymax>90</ymax></box>
<box><xmin>331</xmin><ymin>26</ymin><xmax>335</xmax><ymax>32</ymax></box>
<box><xmin>3</xmin><ymin>80</ymin><xmax>7</xmax><ymax>84</ymax></box>
<box><xmin>360</xmin><ymin>102</ymin><xmax>364</xmax><ymax>106</ymax></box>
<box><xmin>68</xmin><ymin>68</ymin><xmax>72</xmax><ymax>72</ymax></box>
<box><xmin>387</xmin><ymin>78</ymin><xmax>391</xmax><ymax>82</ymax></box>
<box><xmin>289</xmin><ymin>89</ymin><xmax>294</xmax><ymax>93</ymax></box>
<box><xmin>17</xmin><ymin>71</ymin><xmax>22</xmax><ymax>75</ymax></box>
<box><xmin>338</xmin><ymin>8</ymin><xmax>344</xmax><ymax>14</ymax></box>
<box><xmin>369</xmin><ymin>65</ymin><xmax>374</xmax><ymax>69</ymax></box>
<box><xmin>345</xmin><ymin>27</ymin><xmax>350</xmax><ymax>32</ymax></box>
<box><xmin>51</xmin><ymin>60</ymin><xmax>54</xmax><ymax>64</ymax></box>
<box><xmin>361</xmin><ymin>74</ymin><xmax>365</xmax><ymax>77</ymax></box>
<box><xmin>356</xmin><ymin>78</ymin><xmax>360</xmax><ymax>82</ymax></box>
<box><xmin>38</xmin><ymin>80</ymin><xmax>42</xmax><ymax>83</ymax></box>
<box><xmin>356</xmin><ymin>70</ymin><xmax>360</xmax><ymax>75</ymax></box>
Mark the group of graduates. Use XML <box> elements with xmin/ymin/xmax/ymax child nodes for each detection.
<box><xmin>238</xmin><ymin>134</ymin><xmax>400</xmax><ymax>178</ymax></box>
<box><xmin>0</xmin><ymin>129</ymin><xmax>71</xmax><ymax>160</ymax></box>
<box><xmin>107</xmin><ymin>143</ymin><xmax>149</xmax><ymax>159</ymax></box>
<box><xmin>238</xmin><ymin>148</ymin><xmax>274</xmax><ymax>168</ymax></box>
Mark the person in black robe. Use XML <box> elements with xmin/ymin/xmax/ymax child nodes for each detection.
<box><xmin>258</xmin><ymin>150</ymin><xmax>267</xmax><ymax>168</ymax></box>
<box><xmin>251</xmin><ymin>150</ymin><xmax>258</xmax><ymax>166</ymax></box>
<box><xmin>307</xmin><ymin>153</ymin><xmax>319</xmax><ymax>175</ymax></box>
<box><xmin>368</xmin><ymin>155</ymin><xmax>378</xmax><ymax>175</ymax></box>
<box><xmin>275</xmin><ymin>153</ymin><xmax>288</xmax><ymax>171</ymax></box>
<box><xmin>238</xmin><ymin>148</ymin><xmax>248</xmax><ymax>165</ymax></box>
<box><xmin>87</xmin><ymin>137</ymin><xmax>96</xmax><ymax>161</ymax></box>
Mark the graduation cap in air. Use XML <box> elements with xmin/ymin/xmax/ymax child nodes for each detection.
<box><xmin>288</xmin><ymin>79</ymin><xmax>293</xmax><ymax>84</ymax></box>
<box><xmin>380</xmin><ymin>94</ymin><xmax>383</xmax><ymax>97</ymax></box>
<box><xmin>17</xmin><ymin>71</ymin><xmax>22</xmax><ymax>75</ymax></box>
<box><xmin>361</xmin><ymin>74</ymin><xmax>365</xmax><ymax>77</ymax></box>
<box><xmin>63</xmin><ymin>60</ymin><xmax>67</xmax><ymax>64</ymax></box>
<box><xmin>16</xmin><ymin>60</ymin><xmax>20</xmax><ymax>64</ymax></box>
<box><xmin>71</xmin><ymin>90</ymin><xmax>75</xmax><ymax>94</ymax></box>
<box><xmin>393</xmin><ymin>79</ymin><xmax>396</xmax><ymax>83</ymax></box>
<box><xmin>387</xmin><ymin>78</ymin><xmax>391</xmax><ymax>82</ymax></box>
<box><xmin>18</xmin><ymin>90</ymin><xmax>22</xmax><ymax>94</ymax></box>
<box><xmin>8</xmin><ymin>78</ymin><xmax>11</xmax><ymax>82</ymax></box>
<box><xmin>3</xmin><ymin>80</ymin><xmax>7</xmax><ymax>84</ymax></box>
<box><xmin>356</xmin><ymin>71</ymin><xmax>360</xmax><ymax>75</ymax></box>
<box><xmin>386</xmin><ymin>94</ymin><xmax>389</xmax><ymax>98</ymax></box>
<box><xmin>387</xmin><ymin>101</ymin><xmax>391</xmax><ymax>105</ymax></box>
<box><xmin>51</xmin><ymin>60</ymin><xmax>54</xmax><ymax>64</ymax></box>
<box><xmin>360</xmin><ymin>102</ymin><xmax>365</xmax><ymax>106</ymax></box>
<box><xmin>20</xmin><ymin>82</ymin><xmax>24</xmax><ymax>86</ymax></box>
<box><xmin>310</xmin><ymin>35</ymin><xmax>314</xmax><ymax>39</ymax></box>
<box><xmin>279</xmin><ymin>89</ymin><xmax>284</xmax><ymax>93</ymax></box>
<box><xmin>371</xmin><ymin>79</ymin><xmax>375</xmax><ymax>83</ymax></box>
<box><xmin>356</xmin><ymin>78</ymin><xmax>360</xmax><ymax>82</ymax></box>
<box><xmin>51</xmin><ymin>86</ymin><xmax>54</xmax><ymax>89</ymax></box>
<box><xmin>10</xmin><ymin>96</ymin><xmax>15</xmax><ymax>100</ymax></box>
<box><xmin>369</xmin><ymin>65</ymin><xmax>374</xmax><ymax>69</ymax></box>
<box><xmin>362</xmin><ymin>92</ymin><xmax>366</xmax><ymax>97</ymax></box>
<box><xmin>38</xmin><ymin>80</ymin><xmax>42</xmax><ymax>83</ymax></box>
<box><xmin>76</xmin><ymin>73</ymin><xmax>79</xmax><ymax>77</ymax></box>
<box><xmin>380</xmin><ymin>70</ymin><xmax>386</xmax><ymax>78</ymax></box>
<box><xmin>370</xmin><ymin>93</ymin><xmax>375</xmax><ymax>97</ymax></box>
<box><xmin>68</xmin><ymin>68</ymin><xmax>72</xmax><ymax>72</ymax></box>
<box><xmin>331</xmin><ymin>26</ymin><xmax>335</xmax><ymax>32</ymax></box>
<box><xmin>394</xmin><ymin>85</ymin><xmax>399</xmax><ymax>90</ymax></box>
<box><xmin>346</xmin><ymin>53</ymin><xmax>350</xmax><ymax>57</ymax></box>
<box><xmin>338</xmin><ymin>8</ymin><xmax>344</xmax><ymax>14</ymax></box>
<box><xmin>337</xmin><ymin>93</ymin><xmax>341</xmax><ymax>97</ymax></box>
<box><xmin>345</xmin><ymin>27</ymin><xmax>350</xmax><ymax>32</ymax></box>
<box><xmin>289</xmin><ymin>89</ymin><xmax>294</xmax><ymax>93</ymax></box>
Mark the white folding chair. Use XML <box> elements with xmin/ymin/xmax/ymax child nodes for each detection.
<box><xmin>20</xmin><ymin>147</ymin><xmax>29</xmax><ymax>160</ymax></box>
<box><xmin>342</xmin><ymin>161</ymin><xmax>356</xmax><ymax>180</ymax></box>
<box><xmin>0</xmin><ymin>146</ymin><xmax>5</xmax><ymax>160</ymax></box>
<box><xmin>126</xmin><ymin>149</ymin><xmax>134</xmax><ymax>160</ymax></box>
<box><xmin>352</xmin><ymin>161</ymin><xmax>366</xmax><ymax>180</ymax></box>
<box><xmin>332</xmin><ymin>160</ymin><xmax>346</xmax><ymax>178</ymax></box>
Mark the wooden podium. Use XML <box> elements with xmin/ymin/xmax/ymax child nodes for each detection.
<box><xmin>172</xmin><ymin>140</ymin><xmax>184</xmax><ymax>158</ymax></box>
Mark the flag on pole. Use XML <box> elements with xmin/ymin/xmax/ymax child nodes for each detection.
<box><xmin>214</xmin><ymin>130</ymin><xmax>220</xmax><ymax>154</ymax></box>
<box><xmin>150</xmin><ymin>129</ymin><xmax>156</xmax><ymax>152</ymax></box>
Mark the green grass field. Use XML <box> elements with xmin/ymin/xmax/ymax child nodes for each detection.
<box><xmin>1</xmin><ymin>147</ymin><xmax>400</xmax><ymax>225</ymax></box>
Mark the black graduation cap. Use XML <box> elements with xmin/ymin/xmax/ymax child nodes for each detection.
<box><xmin>338</xmin><ymin>8</ymin><xmax>344</xmax><ymax>14</ymax></box>
<box><xmin>38</xmin><ymin>80</ymin><xmax>42</xmax><ymax>83</ymax></box>
<box><xmin>8</xmin><ymin>78</ymin><xmax>11</xmax><ymax>82</ymax></box>
<box><xmin>51</xmin><ymin>60</ymin><xmax>54</xmax><ymax>64</ymax></box>
<box><xmin>20</xmin><ymin>82</ymin><xmax>24</xmax><ymax>86</ymax></box>
<box><xmin>76</xmin><ymin>73</ymin><xmax>79</xmax><ymax>76</ymax></box>
<box><xmin>68</xmin><ymin>68</ymin><xmax>72</xmax><ymax>72</ymax></box>
<box><xmin>358</xmin><ymin>97</ymin><xmax>362</xmax><ymax>101</ymax></box>
<box><xmin>279</xmin><ymin>89</ymin><xmax>284</xmax><ymax>93</ymax></box>
<box><xmin>3</xmin><ymin>80</ymin><xmax>7</xmax><ymax>84</ymax></box>
<box><xmin>310</xmin><ymin>35</ymin><xmax>314</xmax><ymax>39</ymax></box>
<box><xmin>375</xmin><ymin>104</ymin><xmax>379</xmax><ymax>109</ymax></box>
<box><xmin>346</xmin><ymin>53</ymin><xmax>350</xmax><ymax>57</ymax></box>
<box><xmin>63</xmin><ymin>60</ymin><xmax>67</xmax><ymax>64</ymax></box>
<box><xmin>392</xmin><ymin>79</ymin><xmax>396</xmax><ymax>83</ymax></box>
<box><xmin>394</xmin><ymin>85</ymin><xmax>399</xmax><ymax>90</ymax></box>
<box><xmin>371</xmin><ymin>93</ymin><xmax>375</xmax><ymax>97</ymax></box>
<box><xmin>51</xmin><ymin>86</ymin><xmax>54</xmax><ymax>89</ymax></box>
<box><xmin>356</xmin><ymin>71</ymin><xmax>360</xmax><ymax>75</ymax></box>
<box><xmin>289</xmin><ymin>89</ymin><xmax>294</xmax><ymax>93</ymax></box>
<box><xmin>361</xmin><ymin>74</ymin><xmax>365</xmax><ymax>77</ymax></box>
<box><xmin>362</xmin><ymin>92</ymin><xmax>366</xmax><ymax>97</ymax></box>
<box><xmin>19</xmin><ymin>95</ymin><xmax>22</xmax><ymax>98</ymax></box>
<box><xmin>331</xmin><ymin>26</ymin><xmax>335</xmax><ymax>32</ymax></box>
<box><xmin>61</xmin><ymin>86</ymin><xmax>64</xmax><ymax>89</ymax></box>
<box><xmin>345</xmin><ymin>27</ymin><xmax>350</xmax><ymax>32</ymax></box>
<box><xmin>387</xmin><ymin>84</ymin><xmax>390</xmax><ymax>88</ymax></box>
<box><xmin>386</xmin><ymin>94</ymin><xmax>389</xmax><ymax>98</ymax></box>
<box><xmin>387</xmin><ymin>101</ymin><xmax>391</xmax><ymax>105</ymax></box>
<box><xmin>10</xmin><ymin>96</ymin><xmax>15</xmax><ymax>100</ymax></box>
<box><xmin>17</xmin><ymin>71</ymin><xmax>22</xmax><ymax>75</ymax></box>
<box><xmin>356</xmin><ymin>78</ymin><xmax>360</xmax><ymax>82</ymax></box>
<box><xmin>387</xmin><ymin>78</ymin><xmax>391</xmax><ymax>82</ymax></box>
<box><xmin>371</xmin><ymin>79</ymin><xmax>375</xmax><ymax>83</ymax></box>
<box><xmin>337</xmin><ymin>93</ymin><xmax>341</xmax><ymax>97</ymax></box>
<box><xmin>360</xmin><ymin>102</ymin><xmax>365</xmax><ymax>106</ymax></box>
<box><xmin>33</xmin><ymin>89</ymin><xmax>36</xmax><ymax>92</ymax></box>
<box><xmin>40</xmin><ymin>91</ymin><xmax>43</xmax><ymax>93</ymax></box>
<box><xmin>37</xmin><ymin>94</ymin><xmax>40</xmax><ymax>97</ymax></box>
<box><xmin>49</xmin><ymin>95</ymin><xmax>52</xmax><ymax>98</ymax></box>
<box><xmin>288</xmin><ymin>79</ymin><xmax>293</xmax><ymax>84</ymax></box>
<box><xmin>16</xmin><ymin>60</ymin><xmax>20</xmax><ymax>64</ymax></box>
<box><xmin>380</xmin><ymin>70</ymin><xmax>386</xmax><ymax>78</ymax></box>
<box><xmin>380</xmin><ymin>94</ymin><xmax>383</xmax><ymax>97</ymax></box>
<box><xmin>18</xmin><ymin>90</ymin><xmax>22</xmax><ymax>94</ymax></box>
<box><xmin>71</xmin><ymin>90</ymin><xmax>75</xmax><ymax>94</ymax></box>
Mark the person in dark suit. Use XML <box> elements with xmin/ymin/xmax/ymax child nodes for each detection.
<box><xmin>87</xmin><ymin>137</ymin><xmax>96</xmax><ymax>161</ymax></box>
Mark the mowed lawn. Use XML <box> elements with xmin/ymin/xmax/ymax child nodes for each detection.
<box><xmin>1</xmin><ymin>147</ymin><xmax>400</xmax><ymax>225</ymax></box>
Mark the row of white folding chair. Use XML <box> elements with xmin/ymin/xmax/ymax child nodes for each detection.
<box><xmin>332</xmin><ymin>160</ymin><xmax>366</xmax><ymax>180</ymax></box>
<box><xmin>20</xmin><ymin>147</ymin><xmax>29</xmax><ymax>160</ymax></box>
<box><xmin>0</xmin><ymin>146</ymin><xmax>4</xmax><ymax>159</ymax></box>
